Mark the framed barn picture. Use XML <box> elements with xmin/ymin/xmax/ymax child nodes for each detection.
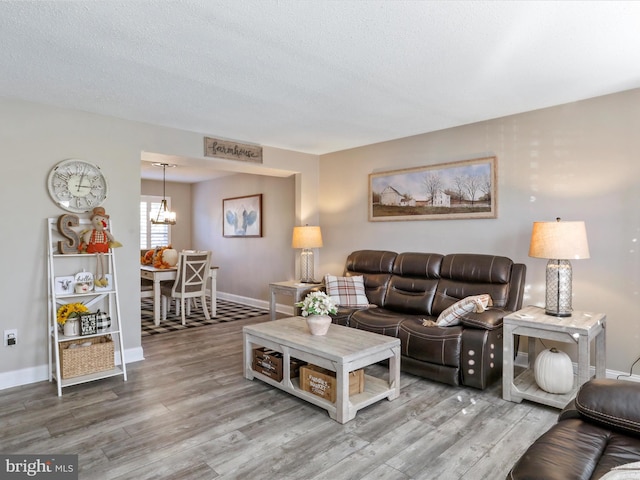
<box><xmin>223</xmin><ymin>194</ymin><xmax>263</xmax><ymax>237</ymax></box>
<box><xmin>369</xmin><ymin>157</ymin><xmax>497</xmax><ymax>221</ymax></box>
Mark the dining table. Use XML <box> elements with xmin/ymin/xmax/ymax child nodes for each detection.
<box><xmin>140</xmin><ymin>265</ymin><xmax>219</xmax><ymax>326</ymax></box>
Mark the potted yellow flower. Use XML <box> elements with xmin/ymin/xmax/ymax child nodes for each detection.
<box><xmin>57</xmin><ymin>303</ymin><xmax>89</xmax><ymax>336</ymax></box>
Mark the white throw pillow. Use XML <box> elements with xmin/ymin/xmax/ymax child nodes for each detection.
<box><xmin>434</xmin><ymin>294</ymin><xmax>493</xmax><ymax>327</ymax></box>
<box><xmin>324</xmin><ymin>274</ymin><xmax>369</xmax><ymax>308</ymax></box>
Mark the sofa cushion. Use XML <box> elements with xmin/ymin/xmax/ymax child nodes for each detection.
<box><xmin>324</xmin><ymin>274</ymin><xmax>369</xmax><ymax>307</ymax></box>
<box><xmin>397</xmin><ymin>318</ymin><xmax>462</xmax><ymax>366</ymax></box>
<box><xmin>435</xmin><ymin>294</ymin><xmax>492</xmax><ymax>326</ymax></box>
<box><xmin>345</xmin><ymin>249</ymin><xmax>396</xmax><ymax>274</ymax></box>
<box><xmin>459</xmin><ymin>307</ymin><xmax>509</xmax><ymax>330</ymax></box>
<box><xmin>385</xmin><ymin>276</ymin><xmax>439</xmax><ymax>315</ymax></box>
<box><xmin>350</xmin><ymin>308</ymin><xmax>405</xmax><ymax>337</ymax></box>
<box><xmin>392</xmin><ymin>252</ymin><xmax>443</xmax><ymax>277</ymax></box>
<box><xmin>440</xmin><ymin>253</ymin><xmax>512</xmax><ymax>284</ymax></box>
<box><xmin>344</xmin><ymin>250</ymin><xmax>397</xmax><ymax>306</ymax></box>
<box><xmin>508</xmin><ymin>418</ymin><xmax>640</xmax><ymax>480</ymax></box>
<box><xmin>575</xmin><ymin>379</ymin><xmax>640</xmax><ymax>436</ymax></box>
<box><xmin>433</xmin><ymin>254</ymin><xmax>514</xmax><ymax>312</ymax></box>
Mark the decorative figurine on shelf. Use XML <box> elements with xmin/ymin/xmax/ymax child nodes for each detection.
<box><xmin>78</xmin><ymin>207</ymin><xmax>122</xmax><ymax>287</ymax></box>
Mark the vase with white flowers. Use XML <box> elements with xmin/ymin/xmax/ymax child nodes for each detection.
<box><xmin>295</xmin><ymin>291</ymin><xmax>338</xmax><ymax>336</ymax></box>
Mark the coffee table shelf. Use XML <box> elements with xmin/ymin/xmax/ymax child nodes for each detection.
<box><xmin>243</xmin><ymin>316</ymin><xmax>401</xmax><ymax>424</ymax></box>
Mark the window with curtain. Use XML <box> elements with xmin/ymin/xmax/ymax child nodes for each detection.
<box><xmin>140</xmin><ymin>195</ymin><xmax>172</xmax><ymax>249</ymax></box>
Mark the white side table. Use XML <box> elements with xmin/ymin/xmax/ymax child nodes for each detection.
<box><xmin>503</xmin><ymin>305</ymin><xmax>606</xmax><ymax>408</ymax></box>
<box><xmin>268</xmin><ymin>281</ymin><xmax>317</xmax><ymax>321</ymax></box>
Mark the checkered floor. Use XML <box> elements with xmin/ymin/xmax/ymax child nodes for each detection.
<box><xmin>141</xmin><ymin>297</ymin><xmax>268</xmax><ymax>336</ymax></box>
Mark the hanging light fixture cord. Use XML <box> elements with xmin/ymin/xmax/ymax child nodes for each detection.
<box><xmin>151</xmin><ymin>162</ymin><xmax>176</xmax><ymax>225</ymax></box>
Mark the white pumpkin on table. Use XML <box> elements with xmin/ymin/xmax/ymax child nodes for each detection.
<box><xmin>534</xmin><ymin>347</ymin><xmax>574</xmax><ymax>394</ymax></box>
<box><xmin>162</xmin><ymin>248</ymin><xmax>178</xmax><ymax>267</ymax></box>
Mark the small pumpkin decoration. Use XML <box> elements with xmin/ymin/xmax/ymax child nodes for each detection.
<box><xmin>534</xmin><ymin>347</ymin><xmax>574</xmax><ymax>394</ymax></box>
<box><xmin>162</xmin><ymin>248</ymin><xmax>178</xmax><ymax>267</ymax></box>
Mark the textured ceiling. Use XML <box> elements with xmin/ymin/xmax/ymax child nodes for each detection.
<box><xmin>1</xmin><ymin>1</ymin><xmax>639</xmax><ymax>181</ymax></box>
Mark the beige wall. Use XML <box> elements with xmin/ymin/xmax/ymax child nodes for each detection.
<box><xmin>0</xmin><ymin>97</ymin><xmax>319</xmax><ymax>389</ymax></box>
<box><xmin>192</xmin><ymin>173</ymin><xmax>296</xmax><ymax>303</ymax></box>
<box><xmin>319</xmin><ymin>88</ymin><xmax>640</xmax><ymax>374</ymax></box>
<box><xmin>141</xmin><ymin>179</ymin><xmax>192</xmax><ymax>251</ymax></box>
<box><xmin>2</xmin><ymin>88</ymin><xmax>639</xmax><ymax>389</ymax></box>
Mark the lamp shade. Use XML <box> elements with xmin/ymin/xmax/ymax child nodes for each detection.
<box><xmin>292</xmin><ymin>226</ymin><xmax>323</xmax><ymax>249</ymax></box>
<box><xmin>528</xmin><ymin>220</ymin><xmax>590</xmax><ymax>260</ymax></box>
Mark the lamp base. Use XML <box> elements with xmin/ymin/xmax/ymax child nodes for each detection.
<box><xmin>300</xmin><ymin>249</ymin><xmax>319</xmax><ymax>285</ymax></box>
<box><xmin>544</xmin><ymin>259</ymin><xmax>573</xmax><ymax>317</ymax></box>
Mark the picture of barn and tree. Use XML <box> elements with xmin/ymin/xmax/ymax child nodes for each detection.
<box><xmin>369</xmin><ymin>157</ymin><xmax>496</xmax><ymax>221</ymax></box>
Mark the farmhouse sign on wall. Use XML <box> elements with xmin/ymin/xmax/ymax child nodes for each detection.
<box><xmin>204</xmin><ymin>137</ymin><xmax>263</xmax><ymax>164</ymax></box>
<box><xmin>369</xmin><ymin>156</ymin><xmax>497</xmax><ymax>221</ymax></box>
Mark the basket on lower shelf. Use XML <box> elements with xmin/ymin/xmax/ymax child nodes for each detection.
<box><xmin>58</xmin><ymin>335</ymin><xmax>115</xmax><ymax>379</ymax></box>
<box><xmin>300</xmin><ymin>364</ymin><xmax>365</xmax><ymax>402</ymax></box>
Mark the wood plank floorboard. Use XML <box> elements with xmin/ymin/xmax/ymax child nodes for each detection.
<box><xmin>0</xmin><ymin>314</ymin><xmax>559</xmax><ymax>479</ymax></box>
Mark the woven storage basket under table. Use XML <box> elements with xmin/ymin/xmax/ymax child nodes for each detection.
<box><xmin>59</xmin><ymin>335</ymin><xmax>115</xmax><ymax>379</ymax></box>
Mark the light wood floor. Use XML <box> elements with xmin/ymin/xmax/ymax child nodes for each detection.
<box><xmin>0</xmin><ymin>314</ymin><xmax>558</xmax><ymax>480</ymax></box>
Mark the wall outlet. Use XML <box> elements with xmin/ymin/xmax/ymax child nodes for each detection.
<box><xmin>4</xmin><ymin>329</ymin><xmax>17</xmax><ymax>347</ymax></box>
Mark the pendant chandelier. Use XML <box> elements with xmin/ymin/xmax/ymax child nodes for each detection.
<box><xmin>150</xmin><ymin>163</ymin><xmax>177</xmax><ymax>225</ymax></box>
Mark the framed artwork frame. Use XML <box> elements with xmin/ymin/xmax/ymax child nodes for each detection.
<box><xmin>223</xmin><ymin>194</ymin><xmax>263</xmax><ymax>237</ymax></box>
<box><xmin>369</xmin><ymin>156</ymin><xmax>497</xmax><ymax>222</ymax></box>
<box><xmin>54</xmin><ymin>276</ymin><xmax>75</xmax><ymax>295</ymax></box>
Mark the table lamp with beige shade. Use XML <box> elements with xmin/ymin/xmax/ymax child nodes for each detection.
<box><xmin>528</xmin><ymin>218</ymin><xmax>590</xmax><ymax>317</ymax></box>
<box><xmin>292</xmin><ymin>225</ymin><xmax>323</xmax><ymax>284</ymax></box>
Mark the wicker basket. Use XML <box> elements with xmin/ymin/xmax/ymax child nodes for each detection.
<box><xmin>59</xmin><ymin>335</ymin><xmax>115</xmax><ymax>379</ymax></box>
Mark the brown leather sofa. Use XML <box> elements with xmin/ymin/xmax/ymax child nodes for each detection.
<box><xmin>508</xmin><ymin>379</ymin><xmax>640</xmax><ymax>480</ymax></box>
<box><xmin>332</xmin><ymin>250</ymin><xmax>526</xmax><ymax>389</ymax></box>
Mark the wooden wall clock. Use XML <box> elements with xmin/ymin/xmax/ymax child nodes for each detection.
<box><xmin>47</xmin><ymin>159</ymin><xmax>108</xmax><ymax>213</ymax></box>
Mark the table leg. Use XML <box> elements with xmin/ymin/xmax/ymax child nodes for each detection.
<box><xmin>502</xmin><ymin>324</ymin><xmax>516</xmax><ymax>402</ymax></box>
<box><xmin>578</xmin><ymin>334</ymin><xmax>590</xmax><ymax>387</ymax></box>
<box><xmin>292</xmin><ymin>291</ymin><xmax>304</xmax><ymax>317</ymax></box>
<box><xmin>270</xmin><ymin>286</ymin><xmax>277</xmax><ymax>321</ymax></box>
<box><xmin>243</xmin><ymin>332</ymin><xmax>254</xmax><ymax>380</ymax></box>
<box><xmin>596</xmin><ymin>327</ymin><xmax>606</xmax><ymax>378</ymax></box>
<box><xmin>527</xmin><ymin>335</ymin><xmax>537</xmax><ymax>368</ymax></box>
<box><xmin>153</xmin><ymin>278</ymin><xmax>161</xmax><ymax>326</ymax></box>
<box><xmin>389</xmin><ymin>345</ymin><xmax>400</xmax><ymax>400</ymax></box>
<box><xmin>334</xmin><ymin>365</ymin><xmax>351</xmax><ymax>424</ymax></box>
<box><xmin>209</xmin><ymin>270</ymin><xmax>217</xmax><ymax>317</ymax></box>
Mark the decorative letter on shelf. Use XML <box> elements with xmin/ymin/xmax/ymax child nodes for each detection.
<box><xmin>57</xmin><ymin>214</ymin><xmax>80</xmax><ymax>254</ymax></box>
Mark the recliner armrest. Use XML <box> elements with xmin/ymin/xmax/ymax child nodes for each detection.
<box><xmin>459</xmin><ymin>308</ymin><xmax>509</xmax><ymax>330</ymax></box>
<box><xmin>558</xmin><ymin>399</ymin><xmax>581</xmax><ymax>421</ymax></box>
<box><xmin>575</xmin><ymin>379</ymin><xmax>640</xmax><ymax>436</ymax></box>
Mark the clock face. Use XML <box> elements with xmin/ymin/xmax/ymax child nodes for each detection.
<box><xmin>48</xmin><ymin>159</ymin><xmax>108</xmax><ymax>213</ymax></box>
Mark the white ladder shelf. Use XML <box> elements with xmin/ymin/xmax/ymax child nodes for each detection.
<box><xmin>46</xmin><ymin>216</ymin><xmax>127</xmax><ymax>396</ymax></box>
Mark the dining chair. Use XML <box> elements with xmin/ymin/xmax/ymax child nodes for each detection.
<box><xmin>160</xmin><ymin>251</ymin><xmax>211</xmax><ymax>325</ymax></box>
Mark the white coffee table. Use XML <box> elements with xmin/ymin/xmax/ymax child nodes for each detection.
<box><xmin>243</xmin><ymin>316</ymin><xmax>401</xmax><ymax>424</ymax></box>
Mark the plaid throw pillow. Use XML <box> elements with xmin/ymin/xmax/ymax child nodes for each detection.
<box><xmin>434</xmin><ymin>294</ymin><xmax>493</xmax><ymax>327</ymax></box>
<box><xmin>324</xmin><ymin>274</ymin><xmax>369</xmax><ymax>308</ymax></box>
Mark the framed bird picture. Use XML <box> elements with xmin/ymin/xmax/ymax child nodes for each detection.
<box><xmin>223</xmin><ymin>194</ymin><xmax>262</xmax><ymax>237</ymax></box>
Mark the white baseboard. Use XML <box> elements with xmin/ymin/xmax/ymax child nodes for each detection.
<box><xmin>0</xmin><ymin>346</ymin><xmax>145</xmax><ymax>392</ymax></box>
<box><xmin>216</xmin><ymin>291</ymin><xmax>294</xmax><ymax>316</ymax></box>
<box><xmin>0</xmin><ymin>364</ymin><xmax>49</xmax><ymax>390</ymax></box>
<box><xmin>514</xmin><ymin>352</ymin><xmax>640</xmax><ymax>383</ymax></box>
<box><xmin>217</xmin><ymin>291</ymin><xmax>270</xmax><ymax>311</ymax></box>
